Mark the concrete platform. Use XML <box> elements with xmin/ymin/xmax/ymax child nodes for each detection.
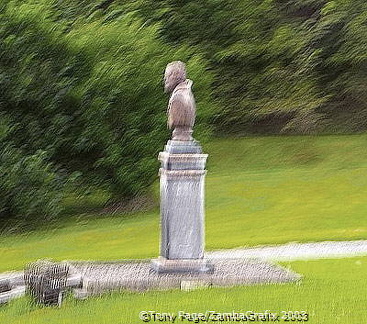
<box><xmin>70</xmin><ymin>258</ymin><xmax>301</xmax><ymax>296</ymax></box>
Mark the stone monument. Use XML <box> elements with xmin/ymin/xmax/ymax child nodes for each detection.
<box><xmin>151</xmin><ymin>61</ymin><xmax>213</xmax><ymax>273</ymax></box>
<box><xmin>20</xmin><ymin>62</ymin><xmax>298</xmax><ymax>300</ymax></box>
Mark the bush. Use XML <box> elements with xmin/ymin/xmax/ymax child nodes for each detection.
<box><xmin>119</xmin><ymin>0</ymin><xmax>367</xmax><ymax>135</ymax></box>
<box><xmin>0</xmin><ymin>0</ymin><xmax>217</xmax><ymax>217</ymax></box>
<box><xmin>69</xmin><ymin>15</ymin><xmax>215</xmax><ymax>197</ymax></box>
<box><xmin>0</xmin><ymin>117</ymin><xmax>63</xmax><ymax>225</ymax></box>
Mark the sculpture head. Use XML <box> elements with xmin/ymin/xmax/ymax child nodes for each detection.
<box><xmin>164</xmin><ymin>61</ymin><xmax>187</xmax><ymax>93</ymax></box>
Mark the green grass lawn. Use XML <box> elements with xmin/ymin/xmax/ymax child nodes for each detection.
<box><xmin>1</xmin><ymin>257</ymin><xmax>366</xmax><ymax>324</ymax></box>
<box><xmin>1</xmin><ymin>134</ymin><xmax>367</xmax><ymax>323</ymax></box>
<box><xmin>1</xmin><ymin>134</ymin><xmax>367</xmax><ymax>272</ymax></box>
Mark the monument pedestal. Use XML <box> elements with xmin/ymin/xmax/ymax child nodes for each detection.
<box><xmin>151</xmin><ymin>257</ymin><xmax>214</xmax><ymax>274</ymax></box>
<box><xmin>151</xmin><ymin>140</ymin><xmax>213</xmax><ymax>274</ymax></box>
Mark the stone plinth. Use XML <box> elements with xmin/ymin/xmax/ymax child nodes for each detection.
<box><xmin>153</xmin><ymin>140</ymin><xmax>211</xmax><ymax>272</ymax></box>
<box><xmin>151</xmin><ymin>257</ymin><xmax>214</xmax><ymax>274</ymax></box>
<box><xmin>70</xmin><ymin>258</ymin><xmax>301</xmax><ymax>295</ymax></box>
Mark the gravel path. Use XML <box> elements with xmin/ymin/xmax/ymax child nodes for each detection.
<box><xmin>206</xmin><ymin>240</ymin><xmax>367</xmax><ymax>261</ymax></box>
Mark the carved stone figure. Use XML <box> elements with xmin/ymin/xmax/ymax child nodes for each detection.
<box><xmin>164</xmin><ymin>61</ymin><xmax>196</xmax><ymax>141</ymax></box>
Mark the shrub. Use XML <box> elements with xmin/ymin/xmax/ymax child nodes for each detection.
<box><xmin>0</xmin><ymin>117</ymin><xmax>63</xmax><ymax>225</ymax></box>
<box><xmin>0</xmin><ymin>1</ymin><xmax>217</xmax><ymax>213</ymax></box>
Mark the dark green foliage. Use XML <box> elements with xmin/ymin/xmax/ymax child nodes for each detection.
<box><xmin>0</xmin><ymin>4</ymin><xmax>86</xmax><ymax>158</ymax></box>
<box><xmin>0</xmin><ymin>116</ymin><xmax>63</xmax><ymax>225</ymax></box>
<box><xmin>0</xmin><ymin>147</ymin><xmax>63</xmax><ymax>224</ymax></box>
<box><xmin>2</xmin><ymin>0</ymin><xmax>367</xmax><ymax>222</ymax></box>
<box><xmin>0</xmin><ymin>0</ymin><xmax>215</xmax><ymax>223</ymax></box>
<box><xmin>111</xmin><ymin>0</ymin><xmax>367</xmax><ymax>134</ymax></box>
<box><xmin>68</xmin><ymin>17</ymin><xmax>214</xmax><ymax>196</ymax></box>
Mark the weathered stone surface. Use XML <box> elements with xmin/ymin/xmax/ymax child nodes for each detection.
<box><xmin>73</xmin><ymin>287</ymin><xmax>89</xmax><ymax>300</ymax></box>
<box><xmin>151</xmin><ymin>257</ymin><xmax>214</xmax><ymax>274</ymax></box>
<box><xmin>180</xmin><ymin>280</ymin><xmax>211</xmax><ymax>291</ymax></box>
<box><xmin>70</xmin><ymin>258</ymin><xmax>301</xmax><ymax>295</ymax></box>
<box><xmin>158</xmin><ymin>142</ymin><xmax>208</xmax><ymax>261</ymax></box>
<box><xmin>156</xmin><ymin>61</ymin><xmax>213</xmax><ymax>271</ymax></box>
<box><xmin>164</xmin><ymin>140</ymin><xmax>202</xmax><ymax>154</ymax></box>
<box><xmin>0</xmin><ymin>272</ymin><xmax>26</xmax><ymax>304</ymax></box>
<box><xmin>159</xmin><ymin>152</ymin><xmax>207</xmax><ymax>171</ymax></box>
<box><xmin>0</xmin><ymin>286</ymin><xmax>26</xmax><ymax>304</ymax></box>
<box><xmin>0</xmin><ymin>279</ymin><xmax>11</xmax><ymax>293</ymax></box>
<box><xmin>0</xmin><ymin>271</ymin><xmax>24</xmax><ymax>287</ymax></box>
<box><xmin>164</xmin><ymin>61</ymin><xmax>196</xmax><ymax>142</ymax></box>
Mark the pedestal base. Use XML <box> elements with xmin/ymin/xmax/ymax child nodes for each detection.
<box><xmin>151</xmin><ymin>257</ymin><xmax>214</xmax><ymax>274</ymax></box>
<box><xmin>70</xmin><ymin>258</ymin><xmax>301</xmax><ymax>295</ymax></box>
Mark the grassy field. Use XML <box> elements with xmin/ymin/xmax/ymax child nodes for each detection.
<box><xmin>1</xmin><ymin>134</ymin><xmax>367</xmax><ymax>323</ymax></box>
<box><xmin>1</xmin><ymin>257</ymin><xmax>366</xmax><ymax>324</ymax></box>
<box><xmin>1</xmin><ymin>135</ymin><xmax>367</xmax><ymax>272</ymax></box>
